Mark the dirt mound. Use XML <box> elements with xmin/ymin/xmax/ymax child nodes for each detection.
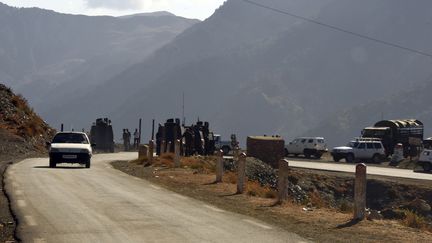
<box><xmin>0</xmin><ymin>83</ymin><xmax>54</xmax><ymax>158</ymax></box>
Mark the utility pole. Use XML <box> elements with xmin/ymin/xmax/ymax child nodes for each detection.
<box><xmin>151</xmin><ymin>119</ymin><xmax>155</xmax><ymax>140</ymax></box>
<box><xmin>182</xmin><ymin>92</ymin><xmax>185</xmax><ymax>126</ymax></box>
<box><xmin>139</xmin><ymin>118</ymin><xmax>142</xmax><ymax>145</ymax></box>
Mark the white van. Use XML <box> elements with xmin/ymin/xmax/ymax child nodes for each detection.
<box><xmin>285</xmin><ymin>137</ymin><xmax>328</xmax><ymax>159</ymax></box>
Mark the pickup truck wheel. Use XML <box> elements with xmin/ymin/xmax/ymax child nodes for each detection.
<box><xmin>372</xmin><ymin>154</ymin><xmax>381</xmax><ymax>163</ymax></box>
<box><xmin>222</xmin><ymin>146</ymin><xmax>230</xmax><ymax>156</ymax></box>
<box><xmin>346</xmin><ymin>154</ymin><xmax>354</xmax><ymax>163</ymax></box>
<box><xmin>49</xmin><ymin>159</ymin><xmax>56</xmax><ymax>168</ymax></box>
<box><xmin>423</xmin><ymin>163</ymin><xmax>431</xmax><ymax>172</ymax></box>
<box><xmin>284</xmin><ymin>148</ymin><xmax>289</xmax><ymax>157</ymax></box>
<box><xmin>314</xmin><ymin>152</ymin><xmax>323</xmax><ymax>159</ymax></box>
<box><xmin>333</xmin><ymin>156</ymin><xmax>341</xmax><ymax>162</ymax></box>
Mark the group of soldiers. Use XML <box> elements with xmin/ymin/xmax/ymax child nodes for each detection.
<box><xmin>155</xmin><ymin>119</ymin><xmax>216</xmax><ymax>156</ymax></box>
<box><xmin>122</xmin><ymin>129</ymin><xmax>140</xmax><ymax>151</ymax></box>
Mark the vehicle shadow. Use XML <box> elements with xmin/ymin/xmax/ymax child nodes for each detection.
<box><xmin>33</xmin><ymin>166</ymin><xmax>86</xmax><ymax>170</ymax></box>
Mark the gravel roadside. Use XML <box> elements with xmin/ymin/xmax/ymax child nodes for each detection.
<box><xmin>112</xmin><ymin>159</ymin><xmax>432</xmax><ymax>242</ymax></box>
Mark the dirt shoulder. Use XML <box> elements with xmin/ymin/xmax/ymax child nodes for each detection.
<box><xmin>112</xmin><ymin>159</ymin><xmax>432</xmax><ymax>243</ymax></box>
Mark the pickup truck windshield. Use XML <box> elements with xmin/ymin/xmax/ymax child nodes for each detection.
<box><xmin>52</xmin><ymin>133</ymin><xmax>89</xmax><ymax>144</ymax></box>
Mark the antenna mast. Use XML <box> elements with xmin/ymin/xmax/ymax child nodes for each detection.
<box><xmin>182</xmin><ymin>92</ymin><xmax>185</xmax><ymax>126</ymax></box>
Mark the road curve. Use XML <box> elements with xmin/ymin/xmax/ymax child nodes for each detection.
<box><xmin>6</xmin><ymin>153</ymin><xmax>306</xmax><ymax>243</ymax></box>
<box><xmin>288</xmin><ymin>160</ymin><xmax>432</xmax><ymax>181</ymax></box>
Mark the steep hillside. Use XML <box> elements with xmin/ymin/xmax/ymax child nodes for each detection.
<box><xmin>0</xmin><ymin>2</ymin><xmax>198</xmax><ymax>111</ymax></box>
<box><xmin>0</xmin><ymin>83</ymin><xmax>54</xmax><ymax>156</ymax></box>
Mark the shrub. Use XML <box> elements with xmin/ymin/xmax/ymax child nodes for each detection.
<box><xmin>246</xmin><ymin>181</ymin><xmax>277</xmax><ymax>198</ymax></box>
<box><xmin>181</xmin><ymin>156</ymin><xmax>215</xmax><ymax>174</ymax></box>
<box><xmin>402</xmin><ymin>210</ymin><xmax>428</xmax><ymax>230</ymax></box>
<box><xmin>303</xmin><ymin>191</ymin><xmax>326</xmax><ymax>208</ymax></box>
<box><xmin>339</xmin><ymin>199</ymin><xmax>354</xmax><ymax>213</ymax></box>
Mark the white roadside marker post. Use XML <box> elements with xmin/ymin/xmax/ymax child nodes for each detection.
<box><xmin>216</xmin><ymin>149</ymin><xmax>224</xmax><ymax>183</ymax></box>
<box><xmin>354</xmin><ymin>163</ymin><xmax>367</xmax><ymax>220</ymax></box>
<box><xmin>278</xmin><ymin>159</ymin><xmax>290</xmax><ymax>203</ymax></box>
<box><xmin>237</xmin><ymin>153</ymin><xmax>247</xmax><ymax>194</ymax></box>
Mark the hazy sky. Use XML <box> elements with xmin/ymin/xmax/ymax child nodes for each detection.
<box><xmin>1</xmin><ymin>0</ymin><xmax>227</xmax><ymax>20</ymax></box>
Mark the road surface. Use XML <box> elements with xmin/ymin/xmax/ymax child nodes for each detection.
<box><xmin>6</xmin><ymin>153</ymin><xmax>306</xmax><ymax>243</ymax></box>
<box><xmin>288</xmin><ymin>159</ymin><xmax>432</xmax><ymax>181</ymax></box>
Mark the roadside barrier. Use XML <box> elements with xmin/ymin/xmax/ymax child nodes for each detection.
<box><xmin>354</xmin><ymin>163</ymin><xmax>367</xmax><ymax>220</ymax></box>
<box><xmin>148</xmin><ymin>140</ymin><xmax>154</xmax><ymax>164</ymax></box>
<box><xmin>174</xmin><ymin>139</ymin><xmax>181</xmax><ymax>168</ymax></box>
<box><xmin>277</xmin><ymin>159</ymin><xmax>290</xmax><ymax>203</ymax></box>
<box><xmin>237</xmin><ymin>153</ymin><xmax>247</xmax><ymax>194</ymax></box>
<box><xmin>216</xmin><ymin>149</ymin><xmax>224</xmax><ymax>183</ymax></box>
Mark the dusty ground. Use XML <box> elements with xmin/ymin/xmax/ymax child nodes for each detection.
<box><xmin>112</xmin><ymin>159</ymin><xmax>432</xmax><ymax>243</ymax></box>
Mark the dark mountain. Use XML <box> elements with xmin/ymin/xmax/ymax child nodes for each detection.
<box><xmin>0</xmin><ymin>2</ymin><xmax>198</xmax><ymax>111</ymax></box>
<box><xmin>15</xmin><ymin>0</ymin><xmax>432</xmax><ymax>145</ymax></box>
<box><xmin>49</xmin><ymin>0</ymin><xmax>432</xmax><ymax>143</ymax></box>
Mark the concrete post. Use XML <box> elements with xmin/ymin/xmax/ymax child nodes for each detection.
<box><xmin>216</xmin><ymin>149</ymin><xmax>224</xmax><ymax>183</ymax></box>
<box><xmin>354</xmin><ymin>163</ymin><xmax>367</xmax><ymax>220</ymax></box>
<box><xmin>138</xmin><ymin>145</ymin><xmax>148</xmax><ymax>159</ymax></box>
<box><xmin>174</xmin><ymin>139</ymin><xmax>181</xmax><ymax>168</ymax></box>
<box><xmin>234</xmin><ymin>146</ymin><xmax>240</xmax><ymax>161</ymax></box>
<box><xmin>161</xmin><ymin>140</ymin><xmax>166</xmax><ymax>156</ymax></box>
<box><xmin>148</xmin><ymin>140</ymin><xmax>154</xmax><ymax>164</ymax></box>
<box><xmin>237</xmin><ymin>153</ymin><xmax>247</xmax><ymax>194</ymax></box>
<box><xmin>278</xmin><ymin>159</ymin><xmax>290</xmax><ymax>203</ymax></box>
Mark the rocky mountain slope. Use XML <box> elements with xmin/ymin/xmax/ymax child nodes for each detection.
<box><xmin>44</xmin><ymin>0</ymin><xmax>432</xmax><ymax>143</ymax></box>
<box><xmin>0</xmin><ymin>2</ymin><xmax>198</xmax><ymax>115</ymax></box>
<box><xmin>0</xmin><ymin>84</ymin><xmax>54</xmax><ymax>157</ymax></box>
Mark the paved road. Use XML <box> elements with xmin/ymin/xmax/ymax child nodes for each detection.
<box><xmin>288</xmin><ymin>159</ymin><xmax>432</xmax><ymax>181</ymax></box>
<box><xmin>6</xmin><ymin>153</ymin><xmax>306</xmax><ymax>243</ymax></box>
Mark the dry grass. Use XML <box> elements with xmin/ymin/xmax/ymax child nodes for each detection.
<box><xmin>402</xmin><ymin>210</ymin><xmax>430</xmax><ymax>231</ymax></box>
<box><xmin>130</xmin><ymin>157</ymin><xmax>148</xmax><ymax>166</ymax></box>
<box><xmin>152</xmin><ymin>153</ymin><xmax>175</xmax><ymax>167</ymax></box>
<box><xmin>303</xmin><ymin>191</ymin><xmax>326</xmax><ymax>208</ymax></box>
<box><xmin>223</xmin><ymin>171</ymin><xmax>237</xmax><ymax>184</ymax></box>
<box><xmin>246</xmin><ymin>181</ymin><xmax>277</xmax><ymax>198</ymax></box>
<box><xmin>181</xmin><ymin>156</ymin><xmax>215</xmax><ymax>174</ymax></box>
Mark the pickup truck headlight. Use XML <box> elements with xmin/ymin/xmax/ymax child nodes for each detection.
<box><xmin>80</xmin><ymin>149</ymin><xmax>90</xmax><ymax>154</ymax></box>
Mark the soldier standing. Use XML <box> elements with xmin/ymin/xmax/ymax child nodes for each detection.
<box><xmin>122</xmin><ymin>129</ymin><xmax>128</xmax><ymax>151</ymax></box>
<box><xmin>126</xmin><ymin>129</ymin><xmax>131</xmax><ymax>151</ymax></box>
<box><xmin>133</xmin><ymin>129</ymin><xmax>140</xmax><ymax>149</ymax></box>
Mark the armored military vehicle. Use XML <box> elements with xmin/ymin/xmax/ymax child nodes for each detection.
<box><xmin>156</xmin><ymin>119</ymin><xmax>216</xmax><ymax>156</ymax></box>
<box><xmin>90</xmin><ymin>118</ymin><xmax>115</xmax><ymax>153</ymax></box>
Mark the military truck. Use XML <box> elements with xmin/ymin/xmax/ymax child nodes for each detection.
<box><xmin>156</xmin><ymin>119</ymin><xmax>216</xmax><ymax>156</ymax></box>
<box><xmin>361</xmin><ymin>119</ymin><xmax>423</xmax><ymax>156</ymax></box>
<box><xmin>90</xmin><ymin>118</ymin><xmax>115</xmax><ymax>153</ymax></box>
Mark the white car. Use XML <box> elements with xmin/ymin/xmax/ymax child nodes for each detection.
<box><xmin>285</xmin><ymin>137</ymin><xmax>328</xmax><ymax>159</ymax></box>
<box><xmin>331</xmin><ymin>139</ymin><xmax>385</xmax><ymax>163</ymax></box>
<box><xmin>48</xmin><ymin>132</ymin><xmax>94</xmax><ymax>168</ymax></box>
<box><xmin>417</xmin><ymin>149</ymin><xmax>432</xmax><ymax>172</ymax></box>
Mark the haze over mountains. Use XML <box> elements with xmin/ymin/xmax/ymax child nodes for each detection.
<box><xmin>0</xmin><ymin>2</ymin><xmax>198</xmax><ymax>116</ymax></box>
<box><xmin>2</xmin><ymin>0</ymin><xmax>432</xmax><ymax>145</ymax></box>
